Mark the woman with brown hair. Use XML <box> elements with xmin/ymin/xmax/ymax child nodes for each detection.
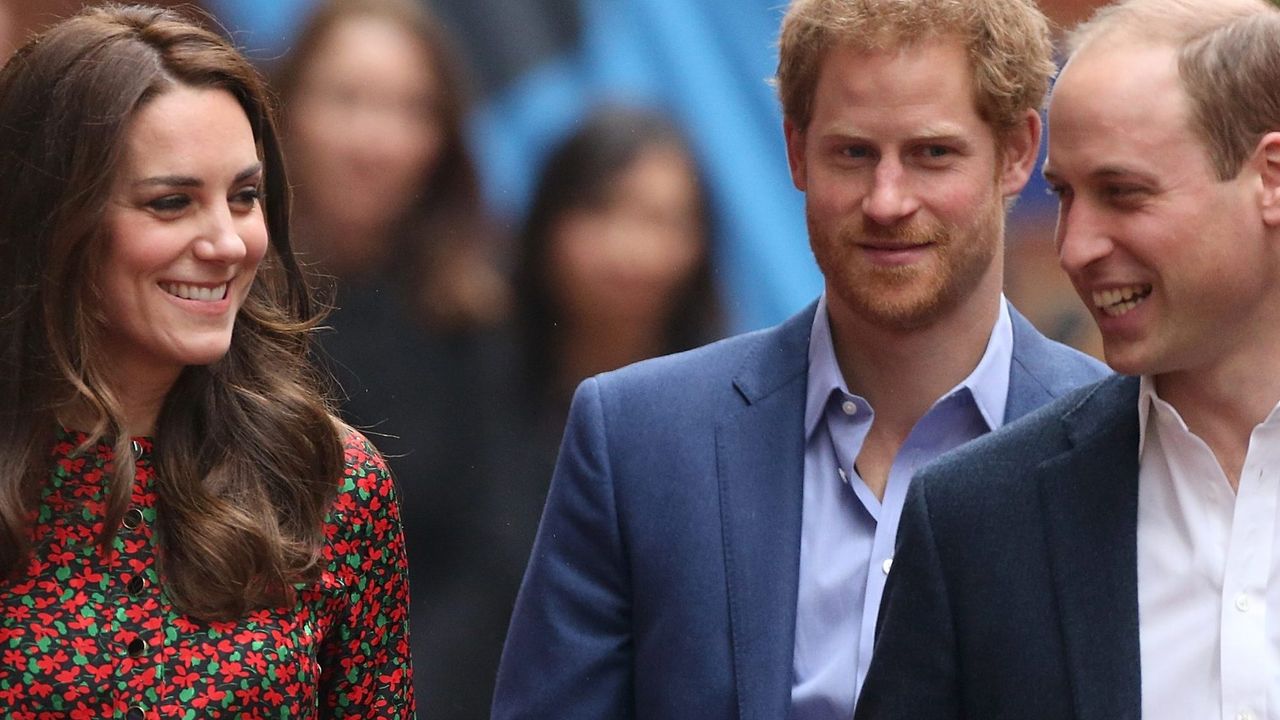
<box><xmin>273</xmin><ymin>0</ymin><xmax>508</xmax><ymax>331</ymax></box>
<box><xmin>0</xmin><ymin>4</ymin><xmax>413</xmax><ymax>717</ymax></box>
<box><xmin>514</xmin><ymin>106</ymin><xmax>722</xmax><ymax>418</ymax></box>
<box><xmin>273</xmin><ymin>3</ymin><xmax>510</xmax><ymax>713</ymax></box>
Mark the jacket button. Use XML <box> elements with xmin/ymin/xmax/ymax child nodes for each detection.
<box><xmin>122</xmin><ymin>507</ymin><xmax>144</xmax><ymax>530</ymax></box>
<box><xmin>126</xmin><ymin>637</ymin><xmax>148</xmax><ymax>658</ymax></box>
<box><xmin>127</xmin><ymin>574</ymin><xmax>148</xmax><ymax>596</ymax></box>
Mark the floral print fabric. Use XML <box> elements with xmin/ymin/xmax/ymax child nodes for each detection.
<box><xmin>0</xmin><ymin>428</ymin><xmax>415</xmax><ymax>718</ymax></box>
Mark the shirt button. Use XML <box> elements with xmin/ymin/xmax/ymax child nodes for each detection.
<box><xmin>841</xmin><ymin>400</ymin><xmax>858</xmax><ymax>416</ymax></box>
<box><xmin>126</xmin><ymin>637</ymin><xmax>148</xmax><ymax>658</ymax></box>
<box><xmin>131</xmin><ymin>439</ymin><xmax>143</xmax><ymax>457</ymax></box>
<box><xmin>882</xmin><ymin>557</ymin><xmax>893</xmax><ymax>575</ymax></box>
<box><xmin>1237</xmin><ymin>710</ymin><xmax>1255</xmax><ymax>720</ymax></box>
<box><xmin>126</xmin><ymin>705</ymin><xmax>146</xmax><ymax>720</ymax></box>
<box><xmin>122</xmin><ymin>507</ymin><xmax>144</xmax><ymax>530</ymax></box>
<box><xmin>1235</xmin><ymin>593</ymin><xmax>1251</xmax><ymax>612</ymax></box>
<box><xmin>127</xmin><ymin>574</ymin><xmax>148</xmax><ymax>596</ymax></box>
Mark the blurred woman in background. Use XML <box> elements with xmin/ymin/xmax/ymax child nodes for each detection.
<box><xmin>472</xmin><ymin>105</ymin><xmax>723</xmax><ymax>713</ymax></box>
<box><xmin>274</xmin><ymin>0</ymin><xmax>507</xmax><ymax>332</ymax></box>
<box><xmin>514</xmin><ymin>106</ymin><xmax>722</xmax><ymax>421</ymax></box>
<box><xmin>274</xmin><ymin>0</ymin><xmax>509</xmax><ymax>715</ymax></box>
<box><xmin>495</xmin><ymin>104</ymin><xmax>723</xmax><ymax>560</ymax></box>
<box><xmin>0</xmin><ymin>4</ymin><xmax>412</xmax><ymax>716</ymax></box>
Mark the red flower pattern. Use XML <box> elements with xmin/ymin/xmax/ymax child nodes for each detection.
<box><xmin>0</xmin><ymin>429</ymin><xmax>415</xmax><ymax>718</ymax></box>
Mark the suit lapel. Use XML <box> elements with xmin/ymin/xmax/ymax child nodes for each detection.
<box><xmin>1004</xmin><ymin>305</ymin><xmax>1109</xmax><ymax>422</ymax></box>
<box><xmin>1036</xmin><ymin>376</ymin><xmax>1142</xmax><ymax>720</ymax></box>
<box><xmin>1004</xmin><ymin>307</ymin><xmax>1059</xmax><ymax>421</ymax></box>
<box><xmin>717</xmin><ymin>305</ymin><xmax>812</xmax><ymax>720</ymax></box>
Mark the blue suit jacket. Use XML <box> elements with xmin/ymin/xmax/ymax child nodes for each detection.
<box><xmin>493</xmin><ymin>301</ymin><xmax>1110</xmax><ymax>720</ymax></box>
<box><xmin>855</xmin><ymin>374</ymin><xmax>1142</xmax><ymax>720</ymax></box>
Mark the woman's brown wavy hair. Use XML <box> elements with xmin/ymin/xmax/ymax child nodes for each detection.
<box><xmin>0</xmin><ymin>3</ymin><xmax>344</xmax><ymax>621</ymax></box>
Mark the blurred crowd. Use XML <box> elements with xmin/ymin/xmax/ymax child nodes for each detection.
<box><xmin>0</xmin><ymin>0</ymin><xmax>1104</xmax><ymax>715</ymax></box>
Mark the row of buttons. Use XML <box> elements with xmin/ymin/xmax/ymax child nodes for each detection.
<box><xmin>120</xmin><ymin>474</ymin><xmax>150</xmax><ymax>720</ymax></box>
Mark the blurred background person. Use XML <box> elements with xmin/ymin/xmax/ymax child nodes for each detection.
<box><xmin>273</xmin><ymin>0</ymin><xmax>512</xmax><ymax>715</ymax></box>
<box><xmin>274</xmin><ymin>0</ymin><xmax>509</xmax><ymax>332</ymax></box>
<box><xmin>491</xmin><ymin>102</ymin><xmax>724</xmax><ymax>608</ymax></box>
<box><xmin>399</xmin><ymin>104</ymin><xmax>723</xmax><ymax>718</ymax></box>
<box><xmin>513</xmin><ymin>106</ymin><xmax>722</xmax><ymax>425</ymax></box>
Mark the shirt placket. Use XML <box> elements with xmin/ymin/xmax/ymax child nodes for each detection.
<box><xmin>108</xmin><ymin>440</ymin><xmax>162</xmax><ymax>720</ymax></box>
<box><xmin>1219</xmin><ymin>448</ymin><xmax>1278</xmax><ymax>720</ymax></box>
<box><xmin>852</xmin><ymin>391</ymin><xmax>989</xmax><ymax>694</ymax></box>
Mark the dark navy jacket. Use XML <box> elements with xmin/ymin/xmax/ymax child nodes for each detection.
<box><xmin>856</xmin><ymin>375</ymin><xmax>1142</xmax><ymax>720</ymax></box>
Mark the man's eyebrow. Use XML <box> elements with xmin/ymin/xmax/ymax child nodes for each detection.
<box><xmin>133</xmin><ymin>162</ymin><xmax>263</xmax><ymax>188</ymax></box>
<box><xmin>909</xmin><ymin>122</ymin><xmax>967</xmax><ymax>140</ymax></box>
<box><xmin>1090</xmin><ymin>165</ymin><xmax>1157</xmax><ymax>183</ymax></box>
<box><xmin>1042</xmin><ymin>165</ymin><xmax>1158</xmax><ymax>184</ymax></box>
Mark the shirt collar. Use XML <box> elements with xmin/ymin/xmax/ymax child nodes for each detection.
<box><xmin>804</xmin><ymin>293</ymin><xmax>1014</xmax><ymax>439</ymax></box>
<box><xmin>1138</xmin><ymin>374</ymin><xmax>1158</xmax><ymax>457</ymax></box>
<box><xmin>805</xmin><ymin>294</ymin><xmax>847</xmax><ymax>438</ymax></box>
<box><xmin>1138</xmin><ymin>374</ymin><xmax>1205</xmax><ymax>457</ymax></box>
<box><xmin>1139</xmin><ymin>373</ymin><xmax>1280</xmax><ymax>459</ymax></box>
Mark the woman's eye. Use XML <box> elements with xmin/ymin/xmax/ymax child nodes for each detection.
<box><xmin>232</xmin><ymin>186</ymin><xmax>262</xmax><ymax>208</ymax></box>
<box><xmin>147</xmin><ymin>195</ymin><xmax>190</xmax><ymax>213</ymax></box>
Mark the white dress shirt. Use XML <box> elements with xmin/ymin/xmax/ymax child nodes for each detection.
<box><xmin>1138</xmin><ymin>375</ymin><xmax>1280</xmax><ymax>720</ymax></box>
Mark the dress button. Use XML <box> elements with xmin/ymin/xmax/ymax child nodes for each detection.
<box><xmin>122</xmin><ymin>507</ymin><xmax>144</xmax><ymax>530</ymax></box>
<box><xmin>1235</xmin><ymin>593</ymin><xmax>1251</xmax><ymax>612</ymax></box>
<box><xmin>882</xmin><ymin>557</ymin><xmax>893</xmax><ymax>575</ymax></box>
<box><xmin>131</xmin><ymin>439</ymin><xmax>143</xmax><ymax>457</ymax></box>
<box><xmin>841</xmin><ymin>400</ymin><xmax>858</xmax><ymax>416</ymax></box>
<box><xmin>126</xmin><ymin>637</ymin><xmax>148</xmax><ymax>658</ymax></box>
<box><xmin>126</xmin><ymin>705</ymin><xmax>146</xmax><ymax>720</ymax></box>
<box><xmin>127</xmin><ymin>574</ymin><xmax>148</xmax><ymax>596</ymax></box>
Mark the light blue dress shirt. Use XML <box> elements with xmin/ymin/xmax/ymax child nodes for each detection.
<box><xmin>788</xmin><ymin>294</ymin><xmax>1013</xmax><ymax>720</ymax></box>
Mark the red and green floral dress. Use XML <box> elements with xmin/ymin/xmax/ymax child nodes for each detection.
<box><xmin>0</xmin><ymin>428</ymin><xmax>415</xmax><ymax>719</ymax></box>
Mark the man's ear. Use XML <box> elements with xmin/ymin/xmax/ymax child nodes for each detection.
<box><xmin>1254</xmin><ymin>131</ymin><xmax>1280</xmax><ymax>227</ymax></box>
<box><xmin>784</xmin><ymin>116</ymin><xmax>807</xmax><ymax>192</ymax></box>
<box><xmin>998</xmin><ymin>109</ymin><xmax>1043</xmax><ymax>197</ymax></box>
